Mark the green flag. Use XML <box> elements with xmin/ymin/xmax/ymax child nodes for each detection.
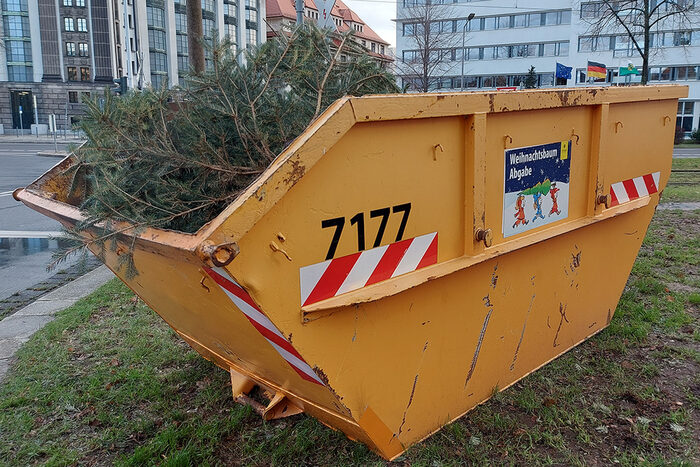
<box><xmin>619</xmin><ymin>63</ymin><xmax>640</xmax><ymax>76</ymax></box>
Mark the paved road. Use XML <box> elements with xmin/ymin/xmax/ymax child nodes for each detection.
<box><xmin>673</xmin><ymin>147</ymin><xmax>700</xmax><ymax>158</ymax></box>
<box><xmin>0</xmin><ymin>142</ymin><xmax>78</xmax><ymax>300</ymax></box>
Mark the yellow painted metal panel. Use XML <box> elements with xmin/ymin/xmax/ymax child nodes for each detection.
<box><xmin>16</xmin><ymin>85</ymin><xmax>687</xmax><ymax>460</ymax></box>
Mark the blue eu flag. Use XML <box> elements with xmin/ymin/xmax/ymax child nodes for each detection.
<box><xmin>556</xmin><ymin>62</ymin><xmax>572</xmax><ymax>80</ymax></box>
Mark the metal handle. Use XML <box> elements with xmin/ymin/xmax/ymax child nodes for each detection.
<box><xmin>475</xmin><ymin>228</ymin><xmax>493</xmax><ymax>247</ymax></box>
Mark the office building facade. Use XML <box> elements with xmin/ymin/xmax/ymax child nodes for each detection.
<box><xmin>0</xmin><ymin>0</ymin><xmax>264</xmax><ymax>132</ymax></box>
<box><xmin>396</xmin><ymin>0</ymin><xmax>700</xmax><ymax>134</ymax></box>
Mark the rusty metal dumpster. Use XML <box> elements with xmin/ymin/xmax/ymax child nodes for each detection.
<box><xmin>15</xmin><ymin>85</ymin><xmax>687</xmax><ymax>459</ymax></box>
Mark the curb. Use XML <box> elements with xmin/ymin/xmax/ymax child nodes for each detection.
<box><xmin>0</xmin><ymin>265</ymin><xmax>114</xmax><ymax>382</ymax></box>
<box><xmin>36</xmin><ymin>151</ymin><xmax>69</xmax><ymax>158</ymax></box>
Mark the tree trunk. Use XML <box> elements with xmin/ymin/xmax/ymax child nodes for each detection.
<box><xmin>642</xmin><ymin>0</ymin><xmax>650</xmax><ymax>84</ymax></box>
<box><xmin>187</xmin><ymin>0</ymin><xmax>205</xmax><ymax>74</ymax></box>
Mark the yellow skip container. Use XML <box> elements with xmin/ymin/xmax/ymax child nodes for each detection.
<box><xmin>15</xmin><ymin>86</ymin><xmax>687</xmax><ymax>459</ymax></box>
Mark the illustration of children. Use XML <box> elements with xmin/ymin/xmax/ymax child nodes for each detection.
<box><xmin>513</xmin><ymin>194</ymin><xmax>528</xmax><ymax>228</ymax></box>
<box><xmin>549</xmin><ymin>182</ymin><xmax>561</xmax><ymax>216</ymax></box>
<box><xmin>532</xmin><ymin>192</ymin><xmax>545</xmax><ymax>222</ymax></box>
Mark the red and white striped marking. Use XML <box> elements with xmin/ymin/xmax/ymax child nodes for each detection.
<box><xmin>610</xmin><ymin>172</ymin><xmax>660</xmax><ymax>207</ymax></box>
<box><xmin>204</xmin><ymin>267</ymin><xmax>324</xmax><ymax>385</ymax></box>
<box><xmin>300</xmin><ymin>232</ymin><xmax>438</xmax><ymax>307</ymax></box>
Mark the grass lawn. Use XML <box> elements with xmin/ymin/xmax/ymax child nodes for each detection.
<box><xmin>661</xmin><ymin>158</ymin><xmax>700</xmax><ymax>203</ymax></box>
<box><xmin>0</xmin><ymin>210</ymin><xmax>698</xmax><ymax>466</ymax></box>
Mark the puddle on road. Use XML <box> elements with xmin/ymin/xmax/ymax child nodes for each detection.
<box><xmin>0</xmin><ymin>237</ymin><xmax>71</xmax><ymax>268</ymax></box>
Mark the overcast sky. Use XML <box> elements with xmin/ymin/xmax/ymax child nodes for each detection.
<box><xmin>342</xmin><ymin>0</ymin><xmax>398</xmax><ymax>49</ymax></box>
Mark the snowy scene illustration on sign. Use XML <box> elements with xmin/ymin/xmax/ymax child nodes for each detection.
<box><xmin>502</xmin><ymin>141</ymin><xmax>571</xmax><ymax>238</ymax></box>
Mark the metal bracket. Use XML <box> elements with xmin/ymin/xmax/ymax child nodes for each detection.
<box><xmin>197</xmin><ymin>241</ymin><xmax>240</xmax><ymax>267</ymax></box>
<box><xmin>432</xmin><ymin>143</ymin><xmax>444</xmax><ymax>161</ymax></box>
<box><xmin>230</xmin><ymin>368</ymin><xmax>303</xmax><ymax>420</ymax></box>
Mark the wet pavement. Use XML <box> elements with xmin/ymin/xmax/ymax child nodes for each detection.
<box><xmin>0</xmin><ymin>142</ymin><xmax>78</xmax><ymax>302</ymax></box>
<box><xmin>0</xmin><ymin>237</ymin><xmax>80</xmax><ymax>301</ymax></box>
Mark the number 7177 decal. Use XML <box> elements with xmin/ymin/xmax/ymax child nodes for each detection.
<box><xmin>321</xmin><ymin>203</ymin><xmax>411</xmax><ymax>260</ymax></box>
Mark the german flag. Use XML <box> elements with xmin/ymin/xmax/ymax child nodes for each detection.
<box><xmin>587</xmin><ymin>61</ymin><xmax>607</xmax><ymax>79</ymax></box>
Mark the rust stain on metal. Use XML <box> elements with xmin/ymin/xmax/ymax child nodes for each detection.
<box><xmin>490</xmin><ymin>264</ymin><xmax>499</xmax><ymax>289</ymax></box>
<box><xmin>283</xmin><ymin>158</ymin><xmax>306</xmax><ymax>187</ymax></box>
<box><xmin>570</xmin><ymin>251</ymin><xmax>581</xmax><ymax>270</ymax></box>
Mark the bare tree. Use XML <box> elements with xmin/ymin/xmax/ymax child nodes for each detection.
<box><xmin>397</xmin><ymin>1</ymin><xmax>462</xmax><ymax>92</ymax></box>
<box><xmin>580</xmin><ymin>0</ymin><xmax>697</xmax><ymax>84</ymax></box>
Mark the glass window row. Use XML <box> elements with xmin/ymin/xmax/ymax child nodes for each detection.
<box><xmin>581</xmin><ymin>0</ymin><xmax>695</xmax><ymax>18</ymax></box>
<box><xmin>402</xmin><ymin>10</ymin><xmax>571</xmax><ymax>36</ymax></box>
<box><xmin>63</xmin><ymin>17</ymin><xmax>87</xmax><ymax>32</ymax></box>
<box><xmin>402</xmin><ymin>73</ymin><xmax>555</xmax><ymax>92</ymax></box>
<box><xmin>402</xmin><ymin>41</ymin><xmax>569</xmax><ymax>62</ymax></box>
<box><xmin>578</xmin><ymin>30</ymin><xmax>700</xmax><ymax>54</ymax></box>
<box><xmin>62</xmin><ymin>0</ymin><xmax>86</xmax><ymax>7</ymax></box>
<box><xmin>66</xmin><ymin>42</ymin><xmax>88</xmax><ymax>57</ymax></box>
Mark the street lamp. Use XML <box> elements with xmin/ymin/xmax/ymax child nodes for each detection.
<box><xmin>460</xmin><ymin>12</ymin><xmax>476</xmax><ymax>91</ymax></box>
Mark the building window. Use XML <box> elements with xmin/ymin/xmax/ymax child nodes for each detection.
<box><xmin>80</xmin><ymin>91</ymin><xmax>90</xmax><ymax>101</ymax></box>
<box><xmin>65</xmin><ymin>42</ymin><xmax>76</xmax><ymax>56</ymax></box>
<box><xmin>64</xmin><ymin>17</ymin><xmax>74</xmax><ymax>31</ymax></box>
<box><xmin>151</xmin><ymin>73</ymin><xmax>165</xmax><ymax>89</ymax></box>
<box><xmin>176</xmin><ymin>34</ymin><xmax>188</xmax><ymax>54</ymax></box>
<box><xmin>175</xmin><ymin>13</ymin><xmax>187</xmax><ymax>32</ymax></box>
<box><xmin>202</xmin><ymin>18</ymin><xmax>215</xmax><ymax>38</ymax></box>
<box><xmin>67</xmin><ymin>66</ymin><xmax>77</xmax><ymax>80</ymax></box>
<box><xmin>677</xmin><ymin>101</ymin><xmax>695</xmax><ymax>132</ymax></box>
<box><xmin>1</xmin><ymin>0</ymin><xmax>29</xmax><ymax>12</ymax></box>
<box><xmin>6</xmin><ymin>40</ymin><xmax>31</xmax><ymax>61</ymax></box>
<box><xmin>7</xmin><ymin>65</ymin><xmax>32</xmax><ymax>81</ymax></box>
<box><xmin>68</xmin><ymin>91</ymin><xmax>78</xmax><ymax>103</ymax></box>
<box><xmin>177</xmin><ymin>55</ymin><xmax>189</xmax><ymax>72</ymax></box>
<box><xmin>146</xmin><ymin>6</ymin><xmax>165</xmax><ymax>28</ymax></box>
<box><xmin>246</xmin><ymin>28</ymin><xmax>257</xmax><ymax>46</ymax></box>
<box><xmin>75</xmin><ymin>0</ymin><xmax>84</xmax><ymax>6</ymax></box>
<box><xmin>3</xmin><ymin>16</ymin><xmax>29</xmax><ymax>37</ymax></box>
<box><xmin>78</xmin><ymin>42</ymin><xmax>88</xmax><ymax>56</ymax></box>
<box><xmin>674</xmin><ymin>31</ymin><xmax>692</xmax><ymax>46</ymax></box>
<box><xmin>77</xmin><ymin>18</ymin><xmax>87</xmax><ymax>32</ymax></box>
<box><xmin>149</xmin><ymin>51</ymin><xmax>167</xmax><ymax>72</ymax></box>
<box><xmin>148</xmin><ymin>29</ymin><xmax>166</xmax><ymax>51</ymax></box>
<box><xmin>62</xmin><ymin>0</ymin><xmax>72</xmax><ymax>5</ymax></box>
<box><xmin>80</xmin><ymin>66</ymin><xmax>90</xmax><ymax>81</ymax></box>
<box><xmin>225</xmin><ymin>22</ymin><xmax>237</xmax><ymax>43</ymax></box>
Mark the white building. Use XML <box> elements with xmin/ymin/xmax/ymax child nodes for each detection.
<box><xmin>118</xmin><ymin>0</ymin><xmax>266</xmax><ymax>89</ymax></box>
<box><xmin>396</xmin><ymin>0</ymin><xmax>700</xmax><ymax>135</ymax></box>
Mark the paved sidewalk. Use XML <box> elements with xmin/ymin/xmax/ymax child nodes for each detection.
<box><xmin>0</xmin><ymin>265</ymin><xmax>114</xmax><ymax>381</ymax></box>
<box><xmin>0</xmin><ymin>134</ymin><xmax>85</xmax><ymax>144</ymax></box>
<box><xmin>658</xmin><ymin>202</ymin><xmax>700</xmax><ymax>211</ymax></box>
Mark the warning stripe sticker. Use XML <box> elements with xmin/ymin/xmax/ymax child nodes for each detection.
<box><xmin>610</xmin><ymin>172</ymin><xmax>660</xmax><ymax>207</ymax></box>
<box><xmin>203</xmin><ymin>267</ymin><xmax>324</xmax><ymax>385</ymax></box>
<box><xmin>300</xmin><ymin>232</ymin><xmax>438</xmax><ymax>307</ymax></box>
